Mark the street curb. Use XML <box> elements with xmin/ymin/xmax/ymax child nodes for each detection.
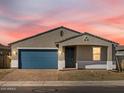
<box><xmin>0</xmin><ymin>81</ymin><xmax>124</xmax><ymax>87</ymax></box>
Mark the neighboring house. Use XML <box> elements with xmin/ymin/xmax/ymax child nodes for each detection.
<box><xmin>0</xmin><ymin>44</ymin><xmax>10</xmax><ymax>69</ymax></box>
<box><xmin>116</xmin><ymin>46</ymin><xmax>124</xmax><ymax>70</ymax></box>
<box><xmin>9</xmin><ymin>26</ymin><xmax>119</xmax><ymax>70</ymax></box>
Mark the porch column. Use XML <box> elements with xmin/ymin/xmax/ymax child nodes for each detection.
<box><xmin>107</xmin><ymin>45</ymin><xmax>113</xmax><ymax>70</ymax></box>
<box><xmin>58</xmin><ymin>46</ymin><xmax>65</xmax><ymax>70</ymax></box>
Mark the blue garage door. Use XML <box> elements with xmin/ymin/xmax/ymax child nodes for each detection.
<box><xmin>19</xmin><ymin>49</ymin><xmax>58</xmax><ymax>69</ymax></box>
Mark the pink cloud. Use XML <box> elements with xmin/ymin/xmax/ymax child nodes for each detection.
<box><xmin>0</xmin><ymin>0</ymin><xmax>124</xmax><ymax>45</ymax></box>
<box><xmin>1</xmin><ymin>21</ymin><xmax>124</xmax><ymax>45</ymax></box>
<box><xmin>102</xmin><ymin>15</ymin><xmax>124</xmax><ymax>25</ymax></box>
<box><xmin>96</xmin><ymin>0</ymin><xmax>122</xmax><ymax>6</ymax></box>
<box><xmin>0</xmin><ymin>24</ymin><xmax>49</xmax><ymax>45</ymax></box>
<box><xmin>104</xmin><ymin>0</ymin><xmax>120</xmax><ymax>4</ymax></box>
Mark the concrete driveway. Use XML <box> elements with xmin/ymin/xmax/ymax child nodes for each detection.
<box><xmin>1</xmin><ymin>69</ymin><xmax>58</xmax><ymax>81</ymax></box>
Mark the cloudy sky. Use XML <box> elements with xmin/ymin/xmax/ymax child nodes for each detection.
<box><xmin>0</xmin><ymin>0</ymin><xmax>124</xmax><ymax>45</ymax></box>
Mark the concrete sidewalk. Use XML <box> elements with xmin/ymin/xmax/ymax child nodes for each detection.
<box><xmin>0</xmin><ymin>81</ymin><xmax>124</xmax><ymax>86</ymax></box>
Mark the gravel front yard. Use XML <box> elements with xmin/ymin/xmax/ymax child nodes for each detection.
<box><xmin>1</xmin><ymin>69</ymin><xmax>58</xmax><ymax>81</ymax></box>
<box><xmin>0</xmin><ymin>69</ymin><xmax>14</xmax><ymax>80</ymax></box>
<box><xmin>58</xmin><ymin>70</ymin><xmax>124</xmax><ymax>81</ymax></box>
<box><xmin>1</xmin><ymin>69</ymin><xmax>124</xmax><ymax>81</ymax></box>
<box><xmin>0</xmin><ymin>69</ymin><xmax>124</xmax><ymax>81</ymax></box>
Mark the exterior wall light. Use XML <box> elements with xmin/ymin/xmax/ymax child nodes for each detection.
<box><xmin>7</xmin><ymin>55</ymin><xmax>12</xmax><ymax>59</ymax></box>
<box><xmin>0</xmin><ymin>51</ymin><xmax>3</xmax><ymax>55</ymax></box>
<box><xmin>58</xmin><ymin>50</ymin><xmax>62</xmax><ymax>55</ymax></box>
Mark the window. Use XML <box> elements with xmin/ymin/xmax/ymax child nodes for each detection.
<box><xmin>93</xmin><ymin>47</ymin><xmax>101</xmax><ymax>61</ymax></box>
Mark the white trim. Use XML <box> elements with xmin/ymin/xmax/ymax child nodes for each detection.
<box><xmin>77</xmin><ymin>61</ymin><xmax>107</xmax><ymax>63</ymax></box>
<box><xmin>58</xmin><ymin>60</ymin><xmax>65</xmax><ymax>70</ymax></box>
<box><xmin>11</xmin><ymin>60</ymin><xmax>18</xmax><ymax>68</ymax></box>
<box><xmin>17</xmin><ymin>47</ymin><xmax>58</xmax><ymax>50</ymax></box>
<box><xmin>107</xmin><ymin>61</ymin><xmax>113</xmax><ymax>70</ymax></box>
<box><xmin>85</xmin><ymin>64</ymin><xmax>106</xmax><ymax>69</ymax></box>
<box><xmin>76</xmin><ymin>63</ymin><xmax>78</xmax><ymax>69</ymax></box>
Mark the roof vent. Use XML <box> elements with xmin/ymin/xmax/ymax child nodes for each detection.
<box><xmin>84</xmin><ymin>36</ymin><xmax>89</xmax><ymax>41</ymax></box>
<box><xmin>60</xmin><ymin>30</ymin><xmax>64</xmax><ymax>37</ymax></box>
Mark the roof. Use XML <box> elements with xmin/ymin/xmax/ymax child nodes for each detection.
<box><xmin>116</xmin><ymin>45</ymin><xmax>124</xmax><ymax>51</ymax></box>
<box><xmin>56</xmin><ymin>32</ymin><xmax>119</xmax><ymax>44</ymax></box>
<box><xmin>9</xmin><ymin>26</ymin><xmax>82</xmax><ymax>45</ymax></box>
<box><xmin>0</xmin><ymin>44</ymin><xmax>10</xmax><ymax>49</ymax></box>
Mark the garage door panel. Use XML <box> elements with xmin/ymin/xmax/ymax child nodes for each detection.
<box><xmin>19</xmin><ymin>49</ymin><xmax>58</xmax><ymax>69</ymax></box>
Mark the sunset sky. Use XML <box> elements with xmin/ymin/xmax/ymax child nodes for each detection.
<box><xmin>0</xmin><ymin>0</ymin><xmax>124</xmax><ymax>45</ymax></box>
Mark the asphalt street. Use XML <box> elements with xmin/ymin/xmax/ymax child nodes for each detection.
<box><xmin>0</xmin><ymin>86</ymin><xmax>124</xmax><ymax>93</ymax></box>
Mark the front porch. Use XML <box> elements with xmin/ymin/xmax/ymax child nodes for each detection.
<box><xmin>58</xmin><ymin>45</ymin><xmax>116</xmax><ymax>70</ymax></box>
<box><xmin>56</xmin><ymin>32</ymin><xmax>117</xmax><ymax>70</ymax></box>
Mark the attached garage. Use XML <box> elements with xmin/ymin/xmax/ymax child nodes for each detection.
<box><xmin>18</xmin><ymin>49</ymin><xmax>58</xmax><ymax>69</ymax></box>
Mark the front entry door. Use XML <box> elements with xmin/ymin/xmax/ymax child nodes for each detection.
<box><xmin>65</xmin><ymin>47</ymin><xmax>76</xmax><ymax>68</ymax></box>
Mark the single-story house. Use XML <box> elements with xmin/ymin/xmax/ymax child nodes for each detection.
<box><xmin>0</xmin><ymin>44</ymin><xmax>11</xmax><ymax>69</ymax></box>
<box><xmin>9</xmin><ymin>26</ymin><xmax>119</xmax><ymax>70</ymax></box>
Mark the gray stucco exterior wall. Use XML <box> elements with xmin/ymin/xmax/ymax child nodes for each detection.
<box><xmin>11</xmin><ymin>28</ymin><xmax>80</xmax><ymax>60</ymax></box>
<box><xmin>76</xmin><ymin>46</ymin><xmax>92</xmax><ymax>61</ymax></box>
<box><xmin>76</xmin><ymin>45</ymin><xmax>107</xmax><ymax>61</ymax></box>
